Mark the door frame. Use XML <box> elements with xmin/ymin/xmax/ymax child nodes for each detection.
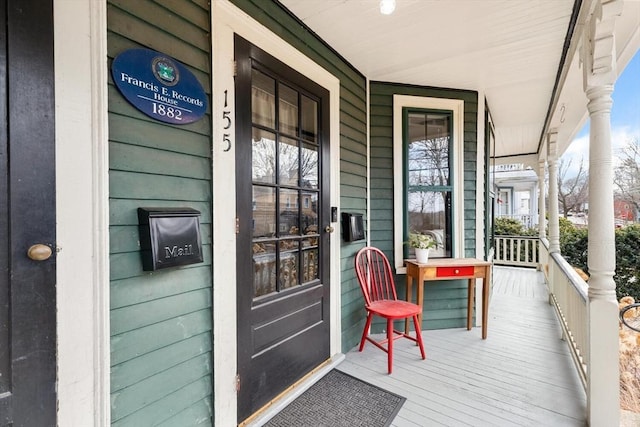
<box><xmin>54</xmin><ymin>1</ymin><xmax>111</xmax><ymax>425</ymax></box>
<box><xmin>212</xmin><ymin>2</ymin><xmax>342</xmax><ymax>425</ymax></box>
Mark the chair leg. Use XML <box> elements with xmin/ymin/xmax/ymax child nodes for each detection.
<box><xmin>359</xmin><ymin>312</ymin><xmax>374</xmax><ymax>352</ymax></box>
<box><xmin>413</xmin><ymin>314</ymin><xmax>426</xmax><ymax>359</ymax></box>
<box><xmin>387</xmin><ymin>318</ymin><xmax>393</xmax><ymax>374</ymax></box>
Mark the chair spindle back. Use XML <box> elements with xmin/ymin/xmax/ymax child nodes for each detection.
<box><xmin>355</xmin><ymin>247</ymin><xmax>398</xmax><ymax>306</ymax></box>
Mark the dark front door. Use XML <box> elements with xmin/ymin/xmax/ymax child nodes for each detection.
<box><xmin>235</xmin><ymin>35</ymin><xmax>331</xmax><ymax>423</ymax></box>
<box><xmin>0</xmin><ymin>1</ymin><xmax>57</xmax><ymax>425</ymax></box>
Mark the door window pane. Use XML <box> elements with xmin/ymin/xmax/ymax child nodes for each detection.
<box><xmin>253</xmin><ymin>128</ymin><xmax>276</xmax><ymax>184</ymax></box>
<box><xmin>279</xmin><ymin>84</ymin><xmax>298</xmax><ymax>136</ymax></box>
<box><xmin>301</xmin><ymin>143</ymin><xmax>318</xmax><ymax>189</ymax></box>
<box><xmin>252</xmin><ymin>69</ymin><xmax>275</xmax><ymax>128</ymax></box>
<box><xmin>253</xmin><ymin>186</ymin><xmax>275</xmax><ymax>238</ymax></box>
<box><xmin>302</xmin><ymin>238</ymin><xmax>319</xmax><ymax>283</ymax></box>
<box><xmin>301</xmin><ymin>95</ymin><xmax>318</xmax><ymax>142</ymax></box>
<box><xmin>301</xmin><ymin>192</ymin><xmax>318</xmax><ymax>235</ymax></box>
<box><xmin>279</xmin><ymin>240</ymin><xmax>299</xmax><ymax>289</ymax></box>
<box><xmin>253</xmin><ymin>241</ymin><xmax>276</xmax><ymax>297</ymax></box>
<box><xmin>279</xmin><ymin>189</ymin><xmax>299</xmax><ymax>236</ymax></box>
<box><xmin>279</xmin><ymin>137</ymin><xmax>299</xmax><ymax>186</ymax></box>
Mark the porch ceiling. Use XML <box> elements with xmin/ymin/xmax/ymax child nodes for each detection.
<box><xmin>279</xmin><ymin>0</ymin><xmax>640</xmax><ymax>162</ymax></box>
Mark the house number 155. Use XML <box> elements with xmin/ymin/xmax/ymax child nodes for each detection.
<box><xmin>222</xmin><ymin>90</ymin><xmax>232</xmax><ymax>152</ymax></box>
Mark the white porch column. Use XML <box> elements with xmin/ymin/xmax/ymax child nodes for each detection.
<box><xmin>538</xmin><ymin>159</ymin><xmax>546</xmax><ymax>239</ymax></box>
<box><xmin>582</xmin><ymin>1</ymin><xmax>622</xmax><ymax>425</ymax></box>
<box><xmin>531</xmin><ymin>181</ymin><xmax>539</xmax><ymax>229</ymax></box>
<box><xmin>547</xmin><ymin>134</ymin><xmax>560</xmax><ymax>254</ymax></box>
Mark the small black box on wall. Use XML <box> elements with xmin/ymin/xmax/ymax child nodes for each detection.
<box><xmin>341</xmin><ymin>212</ymin><xmax>365</xmax><ymax>242</ymax></box>
<box><xmin>138</xmin><ymin>207</ymin><xmax>204</xmax><ymax>271</ymax></box>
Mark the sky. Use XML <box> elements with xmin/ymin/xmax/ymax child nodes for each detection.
<box><xmin>561</xmin><ymin>50</ymin><xmax>640</xmax><ymax>171</ymax></box>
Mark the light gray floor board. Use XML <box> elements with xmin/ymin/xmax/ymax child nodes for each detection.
<box><xmin>338</xmin><ymin>266</ymin><xmax>587</xmax><ymax>426</ymax></box>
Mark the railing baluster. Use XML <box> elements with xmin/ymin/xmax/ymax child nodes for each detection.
<box><xmin>509</xmin><ymin>239</ymin><xmax>514</xmax><ymax>263</ymax></box>
<box><xmin>493</xmin><ymin>235</ymin><xmax>539</xmax><ymax>268</ymax></box>
<box><xmin>544</xmin><ymin>247</ymin><xmax>588</xmax><ymax>391</ymax></box>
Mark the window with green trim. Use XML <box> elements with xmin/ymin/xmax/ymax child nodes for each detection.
<box><xmin>404</xmin><ymin>108</ymin><xmax>453</xmax><ymax>258</ymax></box>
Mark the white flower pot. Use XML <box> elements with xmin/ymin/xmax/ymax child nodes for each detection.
<box><xmin>415</xmin><ymin>248</ymin><xmax>430</xmax><ymax>264</ymax></box>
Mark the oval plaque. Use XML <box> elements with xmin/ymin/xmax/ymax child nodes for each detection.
<box><xmin>111</xmin><ymin>48</ymin><xmax>207</xmax><ymax>125</ymax></box>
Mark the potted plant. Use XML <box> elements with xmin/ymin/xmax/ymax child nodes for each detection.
<box><xmin>407</xmin><ymin>232</ymin><xmax>438</xmax><ymax>263</ymax></box>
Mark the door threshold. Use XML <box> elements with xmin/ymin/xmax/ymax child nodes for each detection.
<box><xmin>241</xmin><ymin>353</ymin><xmax>346</xmax><ymax>427</ymax></box>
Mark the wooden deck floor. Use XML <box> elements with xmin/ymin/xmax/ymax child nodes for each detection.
<box><xmin>337</xmin><ymin>266</ymin><xmax>587</xmax><ymax>426</ymax></box>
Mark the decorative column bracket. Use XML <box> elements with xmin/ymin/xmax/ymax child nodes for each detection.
<box><xmin>581</xmin><ymin>0</ymin><xmax>623</xmax><ymax>88</ymax></box>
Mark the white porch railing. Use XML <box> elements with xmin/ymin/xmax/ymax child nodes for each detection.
<box><xmin>493</xmin><ymin>235</ymin><xmax>539</xmax><ymax>267</ymax></box>
<box><xmin>539</xmin><ymin>238</ymin><xmax>588</xmax><ymax>390</ymax></box>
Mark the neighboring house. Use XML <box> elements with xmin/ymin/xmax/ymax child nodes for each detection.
<box><xmin>492</xmin><ymin>163</ymin><xmax>540</xmax><ymax>229</ymax></box>
<box><xmin>614</xmin><ymin>197</ymin><xmax>636</xmax><ymax>225</ymax></box>
<box><xmin>1</xmin><ymin>1</ymin><xmax>637</xmax><ymax>426</ymax></box>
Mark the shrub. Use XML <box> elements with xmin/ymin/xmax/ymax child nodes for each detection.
<box><xmin>559</xmin><ymin>216</ymin><xmax>576</xmax><ymax>236</ymax></box>
<box><xmin>495</xmin><ymin>217</ymin><xmax>640</xmax><ymax>299</ymax></box>
<box><xmin>495</xmin><ymin>217</ymin><xmax>538</xmax><ymax>236</ymax></box>
<box><xmin>559</xmin><ymin>224</ymin><xmax>640</xmax><ymax>300</ymax></box>
<box><xmin>559</xmin><ymin>225</ymin><xmax>588</xmax><ymax>273</ymax></box>
<box><xmin>615</xmin><ymin>225</ymin><xmax>640</xmax><ymax>299</ymax></box>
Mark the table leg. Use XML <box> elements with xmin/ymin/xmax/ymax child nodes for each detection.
<box><xmin>416</xmin><ymin>273</ymin><xmax>424</xmax><ymax>330</ymax></box>
<box><xmin>482</xmin><ymin>266</ymin><xmax>491</xmax><ymax>339</ymax></box>
<box><xmin>405</xmin><ymin>274</ymin><xmax>414</xmax><ymax>334</ymax></box>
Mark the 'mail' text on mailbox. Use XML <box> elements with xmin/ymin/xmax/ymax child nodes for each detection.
<box><xmin>165</xmin><ymin>244</ymin><xmax>195</xmax><ymax>259</ymax></box>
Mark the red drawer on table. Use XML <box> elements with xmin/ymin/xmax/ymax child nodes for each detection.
<box><xmin>436</xmin><ymin>266</ymin><xmax>475</xmax><ymax>277</ymax></box>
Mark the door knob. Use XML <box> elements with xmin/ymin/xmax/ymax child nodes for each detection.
<box><xmin>325</xmin><ymin>225</ymin><xmax>335</xmax><ymax>233</ymax></box>
<box><xmin>27</xmin><ymin>244</ymin><xmax>52</xmax><ymax>261</ymax></box>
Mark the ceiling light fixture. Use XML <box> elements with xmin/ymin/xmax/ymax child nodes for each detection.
<box><xmin>380</xmin><ymin>0</ymin><xmax>396</xmax><ymax>15</ymax></box>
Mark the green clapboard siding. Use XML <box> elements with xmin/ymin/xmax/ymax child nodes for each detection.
<box><xmin>107</xmin><ymin>0</ymin><xmax>212</xmax><ymax>425</ymax></box>
<box><xmin>369</xmin><ymin>81</ymin><xmax>479</xmax><ymax>331</ymax></box>
<box><xmin>230</xmin><ymin>0</ymin><xmax>369</xmax><ymax>352</ymax></box>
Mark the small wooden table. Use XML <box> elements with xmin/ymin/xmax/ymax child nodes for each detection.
<box><xmin>404</xmin><ymin>258</ymin><xmax>492</xmax><ymax>339</ymax></box>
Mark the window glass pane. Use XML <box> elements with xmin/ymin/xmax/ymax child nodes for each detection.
<box><xmin>408</xmin><ymin>112</ymin><xmax>450</xmax><ymax>186</ymax></box>
<box><xmin>249</xmin><ymin>64</ymin><xmax>325</xmax><ymax>300</ymax></box>
<box><xmin>279</xmin><ymin>240</ymin><xmax>299</xmax><ymax>289</ymax></box>
<box><xmin>253</xmin><ymin>128</ymin><xmax>276</xmax><ymax>184</ymax></box>
<box><xmin>279</xmin><ymin>137</ymin><xmax>299</xmax><ymax>186</ymax></box>
<box><xmin>301</xmin><ymin>143</ymin><xmax>318</xmax><ymax>189</ymax></box>
<box><xmin>407</xmin><ymin>189</ymin><xmax>451</xmax><ymax>258</ymax></box>
<box><xmin>301</xmin><ymin>192</ymin><xmax>318</xmax><ymax>235</ymax></box>
<box><xmin>253</xmin><ymin>186</ymin><xmax>275</xmax><ymax>238</ymax></box>
<box><xmin>253</xmin><ymin>241</ymin><xmax>276</xmax><ymax>297</ymax></box>
<box><xmin>279</xmin><ymin>189</ymin><xmax>299</xmax><ymax>236</ymax></box>
<box><xmin>279</xmin><ymin>84</ymin><xmax>298</xmax><ymax>136</ymax></box>
<box><xmin>302</xmin><ymin>238</ymin><xmax>319</xmax><ymax>283</ymax></box>
<box><xmin>498</xmin><ymin>190</ymin><xmax>510</xmax><ymax>215</ymax></box>
<box><xmin>301</xmin><ymin>95</ymin><xmax>318</xmax><ymax>142</ymax></box>
<box><xmin>252</xmin><ymin>69</ymin><xmax>275</xmax><ymax>128</ymax></box>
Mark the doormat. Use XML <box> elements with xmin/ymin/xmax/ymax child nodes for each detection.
<box><xmin>264</xmin><ymin>369</ymin><xmax>405</xmax><ymax>427</ymax></box>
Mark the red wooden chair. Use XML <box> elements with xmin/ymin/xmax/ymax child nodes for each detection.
<box><xmin>354</xmin><ymin>246</ymin><xmax>426</xmax><ymax>373</ymax></box>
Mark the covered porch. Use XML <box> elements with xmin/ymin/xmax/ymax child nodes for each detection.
<box><xmin>252</xmin><ymin>265</ymin><xmax>588</xmax><ymax>426</ymax></box>
<box><xmin>271</xmin><ymin>1</ymin><xmax>639</xmax><ymax>425</ymax></box>
<box><xmin>47</xmin><ymin>1</ymin><xmax>640</xmax><ymax>425</ymax></box>
<box><xmin>342</xmin><ymin>266</ymin><xmax>585</xmax><ymax>426</ymax></box>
